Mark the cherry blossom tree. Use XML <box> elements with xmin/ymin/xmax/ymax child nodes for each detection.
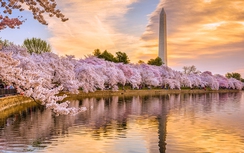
<box><xmin>0</xmin><ymin>45</ymin><xmax>85</xmax><ymax>115</ymax></box>
<box><xmin>215</xmin><ymin>74</ymin><xmax>229</xmax><ymax>89</ymax></box>
<box><xmin>178</xmin><ymin>73</ymin><xmax>192</xmax><ymax>88</ymax></box>
<box><xmin>0</xmin><ymin>15</ymin><xmax>22</xmax><ymax>30</ymax></box>
<box><xmin>228</xmin><ymin>78</ymin><xmax>243</xmax><ymax>90</ymax></box>
<box><xmin>200</xmin><ymin>71</ymin><xmax>219</xmax><ymax>90</ymax></box>
<box><xmin>139</xmin><ymin>64</ymin><xmax>161</xmax><ymax>87</ymax></box>
<box><xmin>80</xmin><ymin>57</ymin><xmax>126</xmax><ymax>91</ymax></box>
<box><xmin>0</xmin><ymin>0</ymin><xmax>68</xmax><ymax>30</ymax></box>
<box><xmin>116</xmin><ymin>63</ymin><xmax>141</xmax><ymax>89</ymax></box>
<box><xmin>75</xmin><ymin>62</ymin><xmax>105</xmax><ymax>93</ymax></box>
<box><xmin>104</xmin><ymin>64</ymin><xmax>126</xmax><ymax>90</ymax></box>
<box><xmin>160</xmin><ymin>66</ymin><xmax>181</xmax><ymax>89</ymax></box>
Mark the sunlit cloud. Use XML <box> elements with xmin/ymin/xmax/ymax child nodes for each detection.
<box><xmin>44</xmin><ymin>0</ymin><xmax>244</xmax><ymax>76</ymax></box>
<box><xmin>45</xmin><ymin>0</ymin><xmax>140</xmax><ymax>58</ymax></box>
<box><xmin>141</xmin><ymin>0</ymin><xmax>244</xmax><ymax>75</ymax></box>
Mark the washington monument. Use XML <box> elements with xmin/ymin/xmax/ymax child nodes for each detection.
<box><xmin>159</xmin><ymin>8</ymin><xmax>167</xmax><ymax>66</ymax></box>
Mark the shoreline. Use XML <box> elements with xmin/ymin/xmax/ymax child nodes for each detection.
<box><xmin>0</xmin><ymin>89</ymin><xmax>241</xmax><ymax>103</ymax></box>
<box><xmin>64</xmin><ymin>89</ymin><xmax>241</xmax><ymax>99</ymax></box>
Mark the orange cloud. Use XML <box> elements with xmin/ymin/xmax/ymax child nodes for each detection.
<box><xmin>141</xmin><ymin>0</ymin><xmax>244</xmax><ymax>75</ymax></box>
<box><xmin>45</xmin><ymin>0</ymin><xmax>140</xmax><ymax>59</ymax></box>
<box><xmin>44</xmin><ymin>0</ymin><xmax>244</xmax><ymax>76</ymax></box>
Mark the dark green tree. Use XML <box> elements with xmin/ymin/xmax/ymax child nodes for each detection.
<box><xmin>23</xmin><ymin>38</ymin><xmax>51</xmax><ymax>54</ymax></box>
<box><xmin>100</xmin><ymin>50</ymin><xmax>117</xmax><ymax>62</ymax></box>
<box><xmin>225</xmin><ymin>72</ymin><xmax>241</xmax><ymax>81</ymax></box>
<box><xmin>93</xmin><ymin>49</ymin><xmax>102</xmax><ymax>57</ymax></box>
<box><xmin>147</xmin><ymin>57</ymin><xmax>163</xmax><ymax>66</ymax></box>
<box><xmin>138</xmin><ymin>60</ymin><xmax>145</xmax><ymax>64</ymax></box>
<box><xmin>0</xmin><ymin>38</ymin><xmax>13</xmax><ymax>48</ymax></box>
<box><xmin>115</xmin><ymin>51</ymin><xmax>130</xmax><ymax>64</ymax></box>
<box><xmin>93</xmin><ymin>49</ymin><xmax>131</xmax><ymax>63</ymax></box>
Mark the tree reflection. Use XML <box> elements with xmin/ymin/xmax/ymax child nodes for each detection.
<box><xmin>0</xmin><ymin>92</ymin><xmax>243</xmax><ymax>152</ymax></box>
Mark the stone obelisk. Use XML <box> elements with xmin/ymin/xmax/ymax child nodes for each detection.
<box><xmin>159</xmin><ymin>8</ymin><xmax>167</xmax><ymax>66</ymax></box>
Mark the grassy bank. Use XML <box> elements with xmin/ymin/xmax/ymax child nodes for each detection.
<box><xmin>0</xmin><ymin>95</ymin><xmax>34</xmax><ymax>112</ymax></box>
<box><xmin>64</xmin><ymin>88</ymin><xmax>241</xmax><ymax>99</ymax></box>
<box><xmin>0</xmin><ymin>95</ymin><xmax>36</xmax><ymax>126</ymax></box>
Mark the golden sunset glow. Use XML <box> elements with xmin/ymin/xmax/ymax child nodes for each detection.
<box><xmin>140</xmin><ymin>0</ymin><xmax>244</xmax><ymax>74</ymax></box>
<box><xmin>42</xmin><ymin>0</ymin><xmax>244</xmax><ymax>75</ymax></box>
<box><xmin>1</xmin><ymin>0</ymin><xmax>244</xmax><ymax>76</ymax></box>
<box><xmin>166</xmin><ymin>113</ymin><xmax>244</xmax><ymax>152</ymax></box>
<box><xmin>41</xmin><ymin>117</ymin><xmax>159</xmax><ymax>153</ymax></box>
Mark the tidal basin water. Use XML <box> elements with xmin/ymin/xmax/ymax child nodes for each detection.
<box><xmin>0</xmin><ymin>92</ymin><xmax>244</xmax><ymax>153</ymax></box>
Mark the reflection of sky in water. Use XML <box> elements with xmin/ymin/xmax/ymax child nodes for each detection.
<box><xmin>166</xmin><ymin>92</ymin><xmax>244</xmax><ymax>153</ymax></box>
<box><xmin>0</xmin><ymin>92</ymin><xmax>243</xmax><ymax>152</ymax></box>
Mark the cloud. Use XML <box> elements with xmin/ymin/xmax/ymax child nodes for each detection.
<box><xmin>46</xmin><ymin>0</ymin><xmax>139</xmax><ymax>58</ymax></box>
<box><xmin>44</xmin><ymin>0</ymin><xmax>244</xmax><ymax>76</ymax></box>
<box><xmin>140</xmin><ymin>0</ymin><xmax>244</xmax><ymax>75</ymax></box>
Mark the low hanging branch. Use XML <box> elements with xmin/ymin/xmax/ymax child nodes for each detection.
<box><xmin>0</xmin><ymin>0</ymin><xmax>68</xmax><ymax>30</ymax></box>
<box><xmin>0</xmin><ymin>49</ymin><xmax>86</xmax><ymax>116</ymax></box>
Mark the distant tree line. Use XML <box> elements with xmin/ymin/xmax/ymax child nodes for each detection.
<box><xmin>93</xmin><ymin>49</ymin><xmax>130</xmax><ymax>64</ymax></box>
<box><xmin>93</xmin><ymin>49</ymin><xmax>163</xmax><ymax>66</ymax></box>
<box><xmin>1</xmin><ymin>38</ymin><xmax>164</xmax><ymax>66</ymax></box>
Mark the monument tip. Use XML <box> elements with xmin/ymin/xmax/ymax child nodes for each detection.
<box><xmin>160</xmin><ymin>8</ymin><xmax>165</xmax><ymax>14</ymax></box>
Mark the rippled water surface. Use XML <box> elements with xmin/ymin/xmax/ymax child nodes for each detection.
<box><xmin>0</xmin><ymin>91</ymin><xmax>244</xmax><ymax>153</ymax></box>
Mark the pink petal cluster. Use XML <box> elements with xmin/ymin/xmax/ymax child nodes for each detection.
<box><xmin>1</xmin><ymin>0</ymin><xmax>68</xmax><ymax>30</ymax></box>
<box><xmin>0</xmin><ymin>15</ymin><xmax>22</xmax><ymax>30</ymax></box>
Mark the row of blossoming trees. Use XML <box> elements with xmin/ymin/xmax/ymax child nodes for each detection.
<box><xmin>0</xmin><ymin>44</ymin><xmax>243</xmax><ymax>115</ymax></box>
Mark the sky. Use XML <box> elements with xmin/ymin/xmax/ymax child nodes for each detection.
<box><xmin>1</xmin><ymin>0</ymin><xmax>244</xmax><ymax>77</ymax></box>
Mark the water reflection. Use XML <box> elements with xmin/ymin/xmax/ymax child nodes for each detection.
<box><xmin>0</xmin><ymin>92</ymin><xmax>243</xmax><ymax>152</ymax></box>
